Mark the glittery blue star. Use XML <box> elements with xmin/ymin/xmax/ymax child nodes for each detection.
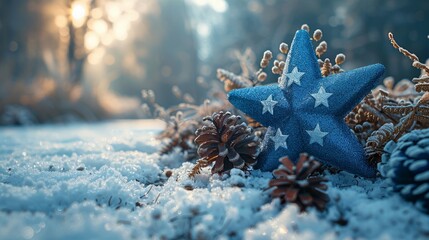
<box><xmin>228</xmin><ymin>30</ymin><xmax>385</xmax><ymax>177</ymax></box>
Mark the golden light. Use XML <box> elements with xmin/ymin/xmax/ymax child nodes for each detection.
<box><xmin>106</xmin><ymin>2</ymin><xmax>122</xmax><ymax>22</ymax></box>
<box><xmin>126</xmin><ymin>10</ymin><xmax>140</xmax><ymax>22</ymax></box>
<box><xmin>90</xmin><ymin>7</ymin><xmax>103</xmax><ymax>19</ymax></box>
<box><xmin>54</xmin><ymin>15</ymin><xmax>68</xmax><ymax>28</ymax></box>
<box><xmin>88</xmin><ymin>48</ymin><xmax>105</xmax><ymax>65</ymax></box>
<box><xmin>71</xmin><ymin>1</ymin><xmax>89</xmax><ymax>28</ymax></box>
<box><xmin>101</xmin><ymin>32</ymin><xmax>114</xmax><ymax>46</ymax></box>
<box><xmin>84</xmin><ymin>31</ymin><xmax>100</xmax><ymax>50</ymax></box>
<box><xmin>90</xmin><ymin>19</ymin><xmax>108</xmax><ymax>35</ymax></box>
<box><xmin>113</xmin><ymin>20</ymin><xmax>129</xmax><ymax>41</ymax></box>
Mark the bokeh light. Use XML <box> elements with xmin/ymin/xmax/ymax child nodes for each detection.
<box><xmin>71</xmin><ymin>1</ymin><xmax>89</xmax><ymax>28</ymax></box>
<box><xmin>1</xmin><ymin>0</ymin><xmax>429</xmax><ymax>125</ymax></box>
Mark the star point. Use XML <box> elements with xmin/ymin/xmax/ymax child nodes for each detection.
<box><xmin>306</xmin><ymin>124</ymin><xmax>329</xmax><ymax>146</ymax></box>
<box><xmin>261</xmin><ymin>94</ymin><xmax>278</xmax><ymax>115</ymax></box>
<box><xmin>270</xmin><ymin>128</ymin><xmax>289</xmax><ymax>150</ymax></box>
<box><xmin>310</xmin><ymin>86</ymin><xmax>333</xmax><ymax>108</ymax></box>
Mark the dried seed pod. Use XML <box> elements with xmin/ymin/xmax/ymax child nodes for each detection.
<box><xmin>272</xmin><ymin>66</ymin><xmax>281</xmax><ymax>74</ymax></box>
<box><xmin>301</xmin><ymin>24</ymin><xmax>310</xmax><ymax>32</ymax></box>
<box><xmin>321</xmin><ymin>58</ymin><xmax>332</xmax><ymax>77</ymax></box>
<box><xmin>260</xmin><ymin>59</ymin><xmax>269</xmax><ymax>68</ymax></box>
<box><xmin>335</xmin><ymin>53</ymin><xmax>346</xmax><ymax>65</ymax></box>
<box><xmin>313</xmin><ymin>29</ymin><xmax>323</xmax><ymax>41</ymax></box>
<box><xmin>257</xmin><ymin>72</ymin><xmax>267</xmax><ymax>82</ymax></box>
<box><xmin>316</xmin><ymin>41</ymin><xmax>327</xmax><ymax>58</ymax></box>
<box><xmin>279</xmin><ymin>42</ymin><xmax>289</xmax><ymax>54</ymax></box>
<box><xmin>279</xmin><ymin>61</ymin><xmax>285</xmax><ymax>71</ymax></box>
<box><xmin>263</xmin><ymin>50</ymin><xmax>273</xmax><ymax>60</ymax></box>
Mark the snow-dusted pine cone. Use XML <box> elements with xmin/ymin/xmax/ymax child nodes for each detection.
<box><xmin>378</xmin><ymin>129</ymin><xmax>429</xmax><ymax>213</ymax></box>
<box><xmin>191</xmin><ymin>111</ymin><xmax>261</xmax><ymax>175</ymax></box>
<box><xmin>269</xmin><ymin>153</ymin><xmax>329</xmax><ymax>212</ymax></box>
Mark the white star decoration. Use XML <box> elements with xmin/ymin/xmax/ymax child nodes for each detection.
<box><xmin>310</xmin><ymin>86</ymin><xmax>333</xmax><ymax>108</ymax></box>
<box><xmin>285</xmin><ymin>66</ymin><xmax>305</xmax><ymax>87</ymax></box>
<box><xmin>270</xmin><ymin>128</ymin><xmax>289</xmax><ymax>150</ymax></box>
<box><xmin>261</xmin><ymin>94</ymin><xmax>278</xmax><ymax>115</ymax></box>
<box><xmin>306</xmin><ymin>124</ymin><xmax>329</xmax><ymax>146</ymax></box>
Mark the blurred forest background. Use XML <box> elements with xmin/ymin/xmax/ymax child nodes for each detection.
<box><xmin>1</xmin><ymin>0</ymin><xmax>428</xmax><ymax>125</ymax></box>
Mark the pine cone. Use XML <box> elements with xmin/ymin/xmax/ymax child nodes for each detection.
<box><xmin>269</xmin><ymin>153</ymin><xmax>330</xmax><ymax>212</ymax></box>
<box><xmin>378</xmin><ymin>129</ymin><xmax>429</xmax><ymax>213</ymax></box>
<box><xmin>191</xmin><ymin>111</ymin><xmax>261</xmax><ymax>175</ymax></box>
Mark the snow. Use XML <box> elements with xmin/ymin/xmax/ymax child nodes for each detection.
<box><xmin>1</xmin><ymin>120</ymin><xmax>428</xmax><ymax>240</ymax></box>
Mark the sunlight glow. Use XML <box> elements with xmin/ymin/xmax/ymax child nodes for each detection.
<box><xmin>106</xmin><ymin>2</ymin><xmax>122</xmax><ymax>22</ymax></box>
<box><xmin>113</xmin><ymin>20</ymin><xmax>130</xmax><ymax>41</ymax></box>
<box><xmin>190</xmin><ymin>0</ymin><xmax>228</xmax><ymax>13</ymax></box>
<box><xmin>197</xmin><ymin>23</ymin><xmax>210</xmax><ymax>37</ymax></box>
<box><xmin>71</xmin><ymin>1</ymin><xmax>89</xmax><ymax>28</ymax></box>
<box><xmin>84</xmin><ymin>31</ymin><xmax>100</xmax><ymax>50</ymax></box>
<box><xmin>90</xmin><ymin>7</ymin><xmax>103</xmax><ymax>19</ymax></box>
<box><xmin>101</xmin><ymin>32</ymin><xmax>114</xmax><ymax>46</ymax></box>
<box><xmin>54</xmin><ymin>15</ymin><xmax>68</xmax><ymax>28</ymax></box>
<box><xmin>127</xmin><ymin>10</ymin><xmax>140</xmax><ymax>22</ymax></box>
<box><xmin>89</xmin><ymin>19</ymin><xmax>108</xmax><ymax>35</ymax></box>
<box><xmin>88</xmin><ymin>48</ymin><xmax>106</xmax><ymax>65</ymax></box>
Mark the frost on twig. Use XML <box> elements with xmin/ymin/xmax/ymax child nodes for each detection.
<box><xmin>350</xmin><ymin>33</ymin><xmax>429</xmax><ymax>164</ymax></box>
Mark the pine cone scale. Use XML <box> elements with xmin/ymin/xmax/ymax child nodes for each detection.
<box><xmin>212</xmin><ymin>156</ymin><xmax>225</xmax><ymax>173</ymax></box>
<box><xmin>273</xmin><ymin>168</ymin><xmax>293</xmax><ymax>178</ymax></box>
<box><xmin>271</xmin><ymin>188</ymin><xmax>286</xmax><ymax>199</ymax></box>
<box><xmin>269</xmin><ymin>179</ymin><xmax>293</xmax><ymax>187</ymax></box>
<box><xmin>285</xmin><ymin>188</ymin><xmax>299</xmax><ymax>202</ymax></box>
<box><xmin>279</xmin><ymin>157</ymin><xmax>295</xmax><ymax>172</ymax></box>
<box><xmin>194</xmin><ymin>132</ymin><xmax>219</xmax><ymax>144</ymax></box>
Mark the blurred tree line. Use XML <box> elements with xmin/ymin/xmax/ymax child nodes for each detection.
<box><xmin>207</xmin><ymin>0</ymin><xmax>429</xmax><ymax>82</ymax></box>
<box><xmin>0</xmin><ymin>0</ymin><xmax>428</xmax><ymax>125</ymax></box>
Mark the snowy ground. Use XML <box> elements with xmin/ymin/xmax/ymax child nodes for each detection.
<box><xmin>0</xmin><ymin>120</ymin><xmax>428</xmax><ymax>240</ymax></box>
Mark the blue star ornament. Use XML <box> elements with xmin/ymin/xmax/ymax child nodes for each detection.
<box><xmin>228</xmin><ymin>30</ymin><xmax>385</xmax><ymax>177</ymax></box>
